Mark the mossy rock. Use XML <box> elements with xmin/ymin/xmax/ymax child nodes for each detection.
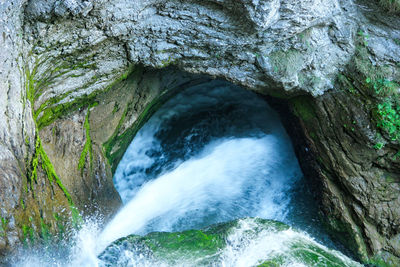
<box><xmin>98</xmin><ymin>218</ymin><xmax>361</xmax><ymax>267</ymax></box>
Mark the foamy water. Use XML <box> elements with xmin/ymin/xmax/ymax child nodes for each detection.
<box><xmin>100</xmin><ymin>136</ymin><xmax>300</xmax><ymax>249</ymax></box>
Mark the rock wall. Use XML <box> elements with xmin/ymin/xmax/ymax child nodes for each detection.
<box><xmin>0</xmin><ymin>0</ymin><xmax>399</xmax><ymax>265</ymax></box>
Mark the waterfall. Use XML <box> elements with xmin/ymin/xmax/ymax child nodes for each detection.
<box><xmin>102</xmin><ymin>80</ymin><xmax>301</xmax><ymax>247</ymax></box>
<box><xmin>13</xmin><ymin>81</ymin><xmax>361</xmax><ymax>267</ymax></box>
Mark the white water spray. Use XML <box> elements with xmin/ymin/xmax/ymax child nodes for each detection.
<box><xmin>219</xmin><ymin>218</ymin><xmax>362</xmax><ymax>267</ymax></box>
<box><xmin>100</xmin><ymin>135</ymin><xmax>300</xmax><ymax>248</ymax></box>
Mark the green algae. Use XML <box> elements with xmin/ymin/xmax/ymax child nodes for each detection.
<box><xmin>23</xmin><ymin>54</ymin><xmax>132</xmax><ymax>195</ymax></box>
<box><xmin>289</xmin><ymin>242</ymin><xmax>349</xmax><ymax>267</ymax></box>
<box><xmin>143</xmin><ymin>230</ymin><xmax>224</xmax><ymax>263</ymax></box>
<box><xmin>352</xmin><ymin>31</ymin><xmax>399</xmax><ymax>98</ymax></box>
<box><xmin>22</xmin><ymin>223</ymin><xmax>35</xmax><ymax>246</ymax></box>
<box><xmin>35</xmin><ymin>65</ymin><xmax>135</xmax><ymax>130</ymax></box>
<box><xmin>0</xmin><ymin>217</ymin><xmax>7</xmax><ymax>237</ymax></box>
<box><xmin>28</xmin><ymin>133</ymin><xmax>73</xmax><ymax>204</ymax></box>
<box><xmin>23</xmin><ymin>53</ymin><xmax>85</xmax><ymax>235</ymax></box>
<box><xmin>104</xmin><ymin>87</ymin><xmax>182</xmax><ymax>174</ymax></box>
<box><xmin>19</xmin><ymin>54</ymin><xmax>139</xmax><ymax>248</ymax></box>
<box><xmin>53</xmin><ymin>212</ymin><xmax>66</xmax><ymax>239</ymax></box>
<box><xmin>290</xmin><ymin>96</ymin><xmax>316</xmax><ymax>121</ymax></box>
<box><xmin>39</xmin><ymin>218</ymin><xmax>51</xmax><ymax>243</ymax></box>
<box><xmin>99</xmin><ymin>218</ymin><xmax>360</xmax><ymax>267</ymax></box>
<box><xmin>78</xmin><ymin>102</ymin><xmax>98</xmax><ymax>173</ymax></box>
<box><xmin>346</xmin><ymin>29</ymin><xmax>400</xmax><ymax>153</ymax></box>
<box><xmin>36</xmin><ymin>89</ymin><xmax>98</xmax><ymax>130</ymax></box>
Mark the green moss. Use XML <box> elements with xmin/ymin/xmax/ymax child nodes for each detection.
<box><xmin>374</xmin><ymin>142</ymin><xmax>385</xmax><ymax>150</ymax></box>
<box><xmin>21</xmin><ymin>52</ymin><xmax>136</xmax><ymax>240</ymax></box>
<box><xmin>112</xmin><ymin>102</ymin><xmax>120</xmax><ymax>114</ymax></box>
<box><xmin>30</xmin><ymin>136</ymin><xmax>40</xmax><ymax>185</ymax></box>
<box><xmin>24</xmin><ymin>136</ymin><xmax>30</xmax><ymax>146</ymax></box>
<box><xmin>23</xmin><ymin>54</ymin><xmax>98</xmax><ymax>107</ymax></box>
<box><xmin>53</xmin><ymin>213</ymin><xmax>66</xmax><ymax>238</ymax></box>
<box><xmin>345</xmin><ymin>28</ymin><xmax>400</xmax><ymax>153</ymax></box>
<box><xmin>40</xmin><ymin>218</ymin><xmax>50</xmax><ymax>243</ymax></box>
<box><xmin>23</xmin><ymin>51</ymin><xmax>124</xmax><ymax>129</ymax></box>
<box><xmin>31</xmin><ymin>135</ymin><xmax>73</xmax><ymax>204</ymax></box>
<box><xmin>118</xmin><ymin>65</ymin><xmax>135</xmax><ymax>82</ymax></box>
<box><xmin>290</xmin><ymin>242</ymin><xmax>346</xmax><ymax>267</ymax></box>
<box><xmin>17</xmin><ymin>50</ymin><xmax>129</xmax><ymax>243</ymax></box>
<box><xmin>35</xmin><ymin>66</ymin><xmax>135</xmax><ymax>130</ymax></box>
<box><xmin>70</xmin><ymin>205</ymin><xmax>83</xmax><ymax>229</ymax></box>
<box><xmin>36</xmin><ymin>90</ymin><xmax>98</xmax><ymax>130</ymax></box>
<box><xmin>158</xmin><ymin>56</ymin><xmax>177</xmax><ymax>68</ymax></box>
<box><xmin>20</xmin><ymin>199</ymin><xmax>25</xmax><ymax>210</ymax></box>
<box><xmin>0</xmin><ymin>217</ymin><xmax>7</xmax><ymax>237</ymax></box>
<box><xmin>290</xmin><ymin>96</ymin><xmax>316</xmax><ymax>121</ymax></box>
<box><xmin>24</xmin><ymin>51</ymin><xmax>135</xmax><ymax>132</ymax></box>
<box><xmin>106</xmin><ymin>229</ymin><xmax>225</xmax><ymax>265</ymax></box>
<box><xmin>25</xmin><ymin>56</ymin><xmax>80</xmax><ymax>223</ymax></box>
<box><xmin>353</xmin><ymin>31</ymin><xmax>398</xmax><ymax>98</ymax></box>
<box><xmin>375</xmin><ymin>100</ymin><xmax>400</xmax><ymax>142</ymax></box>
<box><xmin>104</xmin><ymin>88</ymin><xmax>181</xmax><ymax>174</ymax></box>
<box><xmin>22</xmin><ymin>223</ymin><xmax>35</xmax><ymax>246</ymax></box>
<box><xmin>144</xmin><ymin>230</ymin><xmax>224</xmax><ymax>259</ymax></box>
<box><xmin>102</xmin><ymin>100</ymin><xmax>132</xmax><ymax>172</ymax></box>
<box><xmin>78</xmin><ymin>102</ymin><xmax>98</xmax><ymax>173</ymax></box>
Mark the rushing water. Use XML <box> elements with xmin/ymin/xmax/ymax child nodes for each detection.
<box><xmin>13</xmin><ymin>80</ymin><xmax>361</xmax><ymax>266</ymax></box>
<box><xmin>102</xmin><ymin>80</ymin><xmax>302</xmax><ymax>245</ymax></box>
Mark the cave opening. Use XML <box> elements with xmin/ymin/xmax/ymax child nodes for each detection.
<box><xmin>10</xmin><ymin>68</ymin><xmax>363</xmax><ymax>267</ymax></box>
<box><xmin>100</xmin><ymin>74</ymin><xmax>354</xmax><ymax>262</ymax></box>
<box><xmin>111</xmin><ymin>78</ymin><xmax>309</xmax><ymax>228</ymax></box>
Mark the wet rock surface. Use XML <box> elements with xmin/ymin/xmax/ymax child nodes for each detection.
<box><xmin>0</xmin><ymin>0</ymin><xmax>399</xmax><ymax>265</ymax></box>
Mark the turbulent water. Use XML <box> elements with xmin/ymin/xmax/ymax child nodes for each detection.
<box><xmin>14</xmin><ymin>80</ymin><xmax>361</xmax><ymax>266</ymax></box>
<box><xmin>99</xmin><ymin>218</ymin><xmax>362</xmax><ymax>267</ymax></box>
<box><xmin>103</xmin><ymin>80</ymin><xmax>302</xmax><ymax>246</ymax></box>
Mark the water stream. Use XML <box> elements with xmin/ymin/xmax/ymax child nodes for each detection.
<box><xmin>14</xmin><ymin>80</ymin><xmax>362</xmax><ymax>266</ymax></box>
<box><xmin>103</xmin><ymin>80</ymin><xmax>301</xmax><ymax>243</ymax></box>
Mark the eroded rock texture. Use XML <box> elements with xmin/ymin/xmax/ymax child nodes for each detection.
<box><xmin>0</xmin><ymin>0</ymin><xmax>399</xmax><ymax>265</ymax></box>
